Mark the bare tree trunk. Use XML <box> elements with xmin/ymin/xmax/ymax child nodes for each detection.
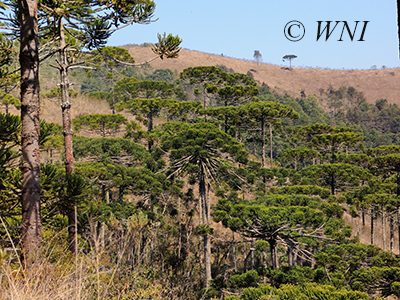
<box><xmin>362</xmin><ymin>208</ymin><xmax>365</xmax><ymax>226</ymax></box>
<box><xmin>250</xmin><ymin>238</ymin><xmax>254</xmax><ymax>270</ymax></box>
<box><xmin>59</xmin><ymin>19</ymin><xmax>76</xmax><ymax>254</ymax></box>
<box><xmin>398</xmin><ymin>208</ymin><xmax>400</xmax><ymax>254</ymax></box>
<box><xmin>269</xmin><ymin>123</ymin><xmax>273</xmax><ymax>167</ymax></box>
<box><xmin>371</xmin><ymin>210</ymin><xmax>374</xmax><ymax>245</ymax></box>
<box><xmin>253</xmin><ymin>131</ymin><xmax>257</xmax><ymax>156</ymax></box>
<box><xmin>19</xmin><ymin>0</ymin><xmax>42</xmax><ymax>268</ymax></box>
<box><xmin>382</xmin><ymin>211</ymin><xmax>386</xmax><ymax>251</ymax></box>
<box><xmin>232</xmin><ymin>232</ymin><xmax>237</xmax><ymax>272</ymax></box>
<box><xmin>147</xmin><ymin>112</ymin><xmax>153</xmax><ymax>151</ymax></box>
<box><xmin>261</xmin><ymin>119</ymin><xmax>265</xmax><ymax>168</ymax></box>
<box><xmin>356</xmin><ymin>217</ymin><xmax>360</xmax><ymax>237</ymax></box>
<box><xmin>269</xmin><ymin>239</ymin><xmax>279</xmax><ymax>269</ymax></box>
<box><xmin>293</xmin><ymin>249</ymin><xmax>298</xmax><ymax>266</ymax></box>
<box><xmin>390</xmin><ymin>214</ymin><xmax>394</xmax><ymax>252</ymax></box>
<box><xmin>199</xmin><ymin>170</ymin><xmax>211</xmax><ymax>286</ymax></box>
<box><xmin>287</xmin><ymin>246</ymin><xmax>293</xmax><ymax>267</ymax></box>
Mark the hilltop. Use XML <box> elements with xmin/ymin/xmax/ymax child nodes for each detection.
<box><xmin>123</xmin><ymin>44</ymin><xmax>400</xmax><ymax>105</ymax></box>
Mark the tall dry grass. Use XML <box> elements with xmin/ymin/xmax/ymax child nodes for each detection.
<box><xmin>0</xmin><ymin>216</ymin><xmax>166</xmax><ymax>300</ymax></box>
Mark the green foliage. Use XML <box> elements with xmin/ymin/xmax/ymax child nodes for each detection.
<box><xmin>0</xmin><ymin>92</ymin><xmax>20</xmax><ymax>110</ymax></box>
<box><xmin>73</xmin><ymin>114</ymin><xmax>127</xmax><ymax>137</ymax></box>
<box><xmin>92</xmin><ymin>46</ymin><xmax>135</xmax><ymax>64</ymax></box>
<box><xmin>229</xmin><ymin>270</ymin><xmax>260</xmax><ymax>288</ymax></box>
<box><xmin>73</xmin><ymin>136</ymin><xmax>150</xmax><ymax>165</ymax></box>
<box><xmin>269</xmin><ymin>185</ymin><xmax>330</xmax><ymax>199</ymax></box>
<box><xmin>151</xmin><ymin>32</ymin><xmax>182</xmax><ymax>59</ymax></box>
<box><xmin>301</xmin><ymin>163</ymin><xmax>373</xmax><ymax>195</ymax></box>
<box><xmin>228</xmin><ymin>282</ymin><xmax>368</xmax><ymax>300</ymax></box>
<box><xmin>43</xmin><ymin>87</ymin><xmax>78</xmax><ymax>99</ymax></box>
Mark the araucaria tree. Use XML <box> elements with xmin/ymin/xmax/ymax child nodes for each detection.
<box><xmin>18</xmin><ymin>0</ymin><xmax>42</xmax><ymax>267</ymax></box>
<box><xmin>243</xmin><ymin>101</ymin><xmax>299</xmax><ymax>167</ymax></box>
<box><xmin>35</xmin><ymin>0</ymin><xmax>181</xmax><ymax>253</ymax></box>
<box><xmin>283</xmin><ymin>54</ymin><xmax>297</xmax><ymax>68</ymax></box>
<box><xmin>161</xmin><ymin>122</ymin><xmax>248</xmax><ymax>287</ymax></box>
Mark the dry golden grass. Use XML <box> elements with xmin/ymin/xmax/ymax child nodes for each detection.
<box><xmin>124</xmin><ymin>44</ymin><xmax>400</xmax><ymax>105</ymax></box>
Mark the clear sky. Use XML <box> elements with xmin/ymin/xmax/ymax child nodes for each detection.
<box><xmin>107</xmin><ymin>0</ymin><xmax>399</xmax><ymax>70</ymax></box>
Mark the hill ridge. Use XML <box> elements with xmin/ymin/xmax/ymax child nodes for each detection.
<box><xmin>123</xmin><ymin>44</ymin><xmax>400</xmax><ymax>105</ymax></box>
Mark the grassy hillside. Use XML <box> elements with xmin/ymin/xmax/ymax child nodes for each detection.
<box><xmin>123</xmin><ymin>44</ymin><xmax>400</xmax><ymax>105</ymax></box>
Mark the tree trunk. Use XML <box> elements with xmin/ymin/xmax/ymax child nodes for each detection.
<box><xmin>356</xmin><ymin>217</ymin><xmax>360</xmax><ymax>237</ymax></box>
<box><xmin>19</xmin><ymin>0</ymin><xmax>42</xmax><ymax>268</ymax></box>
<box><xmin>269</xmin><ymin>123</ymin><xmax>273</xmax><ymax>167</ymax></box>
<box><xmin>253</xmin><ymin>131</ymin><xmax>257</xmax><ymax>156</ymax></box>
<box><xmin>362</xmin><ymin>208</ymin><xmax>365</xmax><ymax>226</ymax></box>
<box><xmin>59</xmin><ymin>19</ymin><xmax>77</xmax><ymax>254</ymax></box>
<box><xmin>118</xmin><ymin>185</ymin><xmax>124</xmax><ymax>203</ymax></box>
<box><xmin>204</xmin><ymin>234</ymin><xmax>211</xmax><ymax>287</ymax></box>
<box><xmin>390</xmin><ymin>214</ymin><xmax>394</xmax><ymax>252</ymax></box>
<box><xmin>147</xmin><ymin>112</ymin><xmax>153</xmax><ymax>151</ymax></box>
<box><xmin>382</xmin><ymin>211</ymin><xmax>386</xmax><ymax>251</ymax></box>
<box><xmin>398</xmin><ymin>208</ymin><xmax>400</xmax><ymax>254</ymax></box>
<box><xmin>269</xmin><ymin>239</ymin><xmax>279</xmax><ymax>269</ymax></box>
<box><xmin>287</xmin><ymin>246</ymin><xmax>293</xmax><ymax>267</ymax></box>
<box><xmin>199</xmin><ymin>170</ymin><xmax>211</xmax><ymax>286</ymax></box>
<box><xmin>371</xmin><ymin>210</ymin><xmax>374</xmax><ymax>245</ymax></box>
<box><xmin>111</xmin><ymin>69</ymin><xmax>115</xmax><ymax>115</ymax></box>
<box><xmin>330</xmin><ymin>173</ymin><xmax>335</xmax><ymax>195</ymax></box>
<box><xmin>261</xmin><ymin>119</ymin><xmax>266</xmax><ymax>168</ymax></box>
<box><xmin>232</xmin><ymin>232</ymin><xmax>237</xmax><ymax>272</ymax></box>
<box><xmin>397</xmin><ymin>171</ymin><xmax>400</xmax><ymax>197</ymax></box>
<box><xmin>250</xmin><ymin>238</ymin><xmax>254</xmax><ymax>270</ymax></box>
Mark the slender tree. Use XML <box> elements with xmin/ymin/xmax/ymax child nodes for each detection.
<box><xmin>282</xmin><ymin>54</ymin><xmax>297</xmax><ymax>68</ymax></box>
<box><xmin>253</xmin><ymin>50</ymin><xmax>262</xmax><ymax>73</ymax></box>
<box><xmin>18</xmin><ymin>0</ymin><xmax>42</xmax><ymax>267</ymax></box>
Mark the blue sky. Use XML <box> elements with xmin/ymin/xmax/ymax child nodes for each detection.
<box><xmin>107</xmin><ymin>1</ymin><xmax>399</xmax><ymax>70</ymax></box>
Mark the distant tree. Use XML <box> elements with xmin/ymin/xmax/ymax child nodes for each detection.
<box><xmin>0</xmin><ymin>92</ymin><xmax>20</xmax><ymax>114</ymax></box>
<box><xmin>180</xmin><ymin>66</ymin><xmax>226</xmax><ymax>110</ymax></box>
<box><xmin>301</xmin><ymin>163</ymin><xmax>372</xmax><ymax>195</ymax></box>
<box><xmin>114</xmin><ymin>79</ymin><xmax>186</xmax><ymax>103</ymax></box>
<box><xmin>242</xmin><ymin>101</ymin><xmax>299</xmax><ymax>167</ymax></box>
<box><xmin>282</xmin><ymin>54</ymin><xmax>297</xmax><ymax>68</ymax></box>
<box><xmin>73</xmin><ymin>114</ymin><xmax>127</xmax><ymax>137</ymax></box>
<box><xmin>91</xmin><ymin>46</ymin><xmax>135</xmax><ymax>114</ymax></box>
<box><xmin>253</xmin><ymin>50</ymin><xmax>262</xmax><ymax>72</ymax></box>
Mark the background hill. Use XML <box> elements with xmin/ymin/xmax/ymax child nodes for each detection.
<box><xmin>124</xmin><ymin>44</ymin><xmax>400</xmax><ymax>105</ymax></box>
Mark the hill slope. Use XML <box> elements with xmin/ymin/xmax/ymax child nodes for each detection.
<box><xmin>124</xmin><ymin>44</ymin><xmax>400</xmax><ymax>105</ymax></box>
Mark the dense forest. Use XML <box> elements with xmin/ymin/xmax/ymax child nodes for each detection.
<box><xmin>2</xmin><ymin>2</ymin><xmax>400</xmax><ymax>300</ymax></box>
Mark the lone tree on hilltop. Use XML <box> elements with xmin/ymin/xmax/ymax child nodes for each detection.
<box><xmin>253</xmin><ymin>50</ymin><xmax>262</xmax><ymax>72</ymax></box>
<box><xmin>283</xmin><ymin>54</ymin><xmax>297</xmax><ymax>68</ymax></box>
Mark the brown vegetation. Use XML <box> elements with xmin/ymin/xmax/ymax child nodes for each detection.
<box><xmin>124</xmin><ymin>44</ymin><xmax>400</xmax><ymax>105</ymax></box>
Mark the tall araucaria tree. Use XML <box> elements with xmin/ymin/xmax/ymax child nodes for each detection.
<box><xmin>34</xmin><ymin>1</ymin><xmax>181</xmax><ymax>254</ymax></box>
<box><xmin>161</xmin><ymin>122</ymin><xmax>248</xmax><ymax>287</ymax></box>
<box><xmin>18</xmin><ymin>0</ymin><xmax>42</xmax><ymax>267</ymax></box>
